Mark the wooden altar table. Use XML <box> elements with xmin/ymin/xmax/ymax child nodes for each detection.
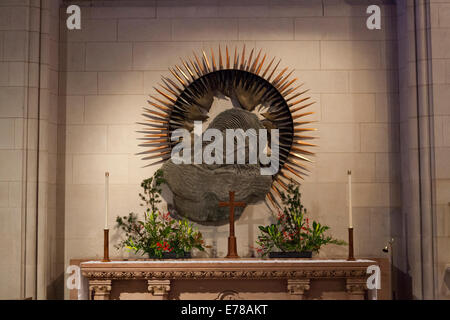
<box><xmin>79</xmin><ymin>259</ymin><xmax>380</xmax><ymax>300</ymax></box>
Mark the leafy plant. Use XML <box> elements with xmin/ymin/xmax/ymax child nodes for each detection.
<box><xmin>255</xmin><ymin>183</ymin><xmax>346</xmax><ymax>256</ymax></box>
<box><xmin>115</xmin><ymin>169</ymin><xmax>207</xmax><ymax>258</ymax></box>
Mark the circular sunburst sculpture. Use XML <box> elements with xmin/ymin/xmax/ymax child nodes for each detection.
<box><xmin>139</xmin><ymin>45</ymin><xmax>317</xmax><ymax>225</ymax></box>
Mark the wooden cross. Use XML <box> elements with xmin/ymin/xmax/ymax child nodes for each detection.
<box><xmin>219</xmin><ymin>191</ymin><xmax>245</xmax><ymax>259</ymax></box>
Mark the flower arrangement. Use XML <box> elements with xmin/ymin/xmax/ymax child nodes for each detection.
<box><xmin>255</xmin><ymin>183</ymin><xmax>346</xmax><ymax>257</ymax></box>
<box><xmin>115</xmin><ymin>169</ymin><xmax>207</xmax><ymax>258</ymax></box>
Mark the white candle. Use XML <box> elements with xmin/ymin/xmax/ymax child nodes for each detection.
<box><xmin>348</xmin><ymin>170</ymin><xmax>352</xmax><ymax>228</ymax></box>
<box><xmin>105</xmin><ymin>172</ymin><xmax>109</xmax><ymax>229</ymax></box>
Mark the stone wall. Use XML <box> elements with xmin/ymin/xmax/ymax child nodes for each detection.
<box><xmin>0</xmin><ymin>0</ymin><xmax>60</xmax><ymax>300</ymax></box>
<box><xmin>430</xmin><ymin>0</ymin><xmax>450</xmax><ymax>300</ymax></box>
<box><xmin>396</xmin><ymin>0</ymin><xmax>450</xmax><ymax>300</ymax></box>
<box><xmin>56</xmin><ymin>0</ymin><xmax>400</xmax><ymax>299</ymax></box>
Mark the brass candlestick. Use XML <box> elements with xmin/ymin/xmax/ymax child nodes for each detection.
<box><xmin>347</xmin><ymin>227</ymin><xmax>355</xmax><ymax>261</ymax></box>
<box><xmin>102</xmin><ymin>228</ymin><xmax>110</xmax><ymax>262</ymax></box>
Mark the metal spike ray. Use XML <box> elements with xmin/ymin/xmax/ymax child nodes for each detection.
<box><xmin>202</xmin><ymin>50</ymin><xmax>211</xmax><ymax>72</ymax></box>
<box><xmin>246</xmin><ymin>48</ymin><xmax>254</xmax><ymax>71</ymax></box>
<box><xmin>193</xmin><ymin>51</ymin><xmax>205</xmax><ymax>75</ymax></box>
<box><xmin>218</xmin><ymin>45</ymin><xmax>223</xmax><ymax>70</ymax></box>
<box><xmin>239</xmin><ymin>45</ymin><xmax>246</xmax><ymax>70</ymax></box>
<box><xmin>210</xmin><ymin>47</ymin><xmax>216</xmax><ymax>71</ymax></box>
<box><xmin>267</xmin><ymin>59</ymin><xmax>281</xmax><ymax>82</ymax></box>
<box><xmin>250</xmin><ymin>49</ymin><xmax>262</xmax><ymax>73</ymax></box>
<box><xmin>141</xmin><ymin>45</ymin><xmax>317</xmax><ymax>191</ymax></box>
<box><xmin>256</xmin><ymin>53</ymin><xmax>266</xmax><ymax>75</ymax></box>
<box><xmin>261</xmin><ymin>56</ymin><xmax>275</xmax><ymax>78</ymax></box>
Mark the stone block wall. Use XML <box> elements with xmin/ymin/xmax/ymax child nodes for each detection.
<box><xmin>57</xmin><ymin>1</ymin><xmax>399</xmax><ymax>298</ymax></box>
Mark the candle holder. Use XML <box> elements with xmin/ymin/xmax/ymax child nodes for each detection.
<box><xmin>347</xmin><ymin>227</ymin><xmax>355</xmax><ymax>261</ymax></box>
<box><xmin>102</xmin><ymin>228</ymin><xmax>110</xmax><ymax>262</ymax></box>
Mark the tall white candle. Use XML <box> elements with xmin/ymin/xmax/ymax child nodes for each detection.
<box><xmin>105</xmin><ymin>172</ymin><xmax>109</xmax><ymax>229</ymax></box>
<box><xmin>348</xmin><ymin>170</ymin><xmax>353</xmax><ymax>228</ymax></box>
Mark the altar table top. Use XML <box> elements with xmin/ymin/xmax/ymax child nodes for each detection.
<box><xmin>80</xmin><ymin>258</ymin><xmax>377</xmax><ymax>281</ymax></box>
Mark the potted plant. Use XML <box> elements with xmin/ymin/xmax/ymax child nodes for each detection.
<box><xmin>115</xmin><ymin>169</ymin><xmax>207</xmax><ymax>259</ymax></box>
<box><xmin>255</xmin><ymin>183</ymin><xmax>346</xmax><ymax>258</ymax></box>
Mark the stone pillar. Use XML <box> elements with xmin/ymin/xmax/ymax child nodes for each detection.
<box><xmin>89</xmin><ymin>280</ymin><xmax>112</xmax><ymax>300</ymax></box>
<box><xmin>147</xmin><ymin>280</ymin><xmax>171</xmax><ymax>300</ymax></box>
<box><xmin>287</xmin><ymin>279</ymin><xmax>310</xmax><ymax>300</ymax></box>
<box><xmin>346</xmin><ymin>278</ymin><xmax>367</xmax><ymax>300</ymax></box>
<box><xmin>396</xmin><ymin>0</ymin><xmax>445</xmax><ymax>299</ymax></box>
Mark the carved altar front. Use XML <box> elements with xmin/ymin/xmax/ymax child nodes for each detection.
<box><xmin>78</xmin><ymin>259</ymin><xmax>381</xmax><ymax>300</ymax></box>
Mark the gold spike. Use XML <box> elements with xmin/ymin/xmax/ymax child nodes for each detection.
<box><xmin>250</xmin><ymin>49</ymin><xmax>262</xmax><ymax>73</ymax></box>
<box><xmin>277</xmin><ymin>70</ymin><xmax>294</xmax><ymax>88</ymax></box>
<box><xmin>169</xmin><ymin>68</ymin><xmax>186</xmax><ymax>87</ymax></box>
<box><xmin>289</xmin><ymin>97</ymin><xmax>311</xmax><ymax>108</ymax></box>
<box><xmin>210</xmin><ymin>47</ymin><xmax>216</xmax><ymax>71</ymax></box>
<box><xmin>294</xmin><ymin>121</ymin><xmax>317</xmax><ymax>127</ymax></box>
<box><xmin>267</xmin><ymin>59</ymin><xmax>281</xmax><ymax>82</ymax></box>
<box><xmin>146</xmin><ymin>119</ymin><xmax>169</xmax><ymax>124</ymax></box>
<box><xmin>293</xmin><ymin>134</ymin><xmax>316</xmax><ymax>140</ymax></box>
<box><xmin>188</xmin><ymin>58</ymin><xmax>201</xmax><ymax>77</ymax></box>
<box><xmin>278</xmin><ymin>170</ymin><xmax>296</xmax><ymax>184</ymax></box>
<box><xmin>142</xmin><ymin>138</ymin><xmax>168</xmax><ymax>144</ymax></box>
<box><xmin>142</xmin><ymin>156</ymin><xmax>171</xmax><ymax>166</ymax></box>
<box><xmin>266</xmin><ymin>192</ymin><xmax>277</xmax><ymax>209</ymax></box>
<box><xmin>246</xmin><ymin>48</ymin><xmax>254</xmax><ymax>71</ymax></box>
<box><xmin>163</xmin><ymin>76</ymin><xmax>183</xmax><ymax>93</ymax></box>
<box><xmin>143</xmin><ymin>150</ymin><xmax>171</xmax><ymax>158</ymax></box>
<box><xmin>290</xmin><ymin>152</ymin><xmax>313</xmax><ymax>163</ymax></box>
<box><xmin>147</xmin><ymin>100</ymin><xmax>171</xmax><ymax>112</ymax></box>
<box><xmin>240</xmin><ymin>44</ymin><xmax>246</xmax><ymax>69</ymax></box>
<box><xmin>285</xmin><ymin>89</ymin><xmax>310</xmax><ymax>102</ymax></box>
<box><xmin>218</xmin><ymin>45</ymin><xmax>223</xmax><ymax>70</ymax></box>
<box><xmin>293</xmin><ymin>141</ymin><xmax>317</xmax><ymax>147</ymax></box>
<box><xmin>150</xmin><ymin>94</ymin><xmax>172</xmax><ymax>108</ymax></box>
<box><xmin>283</xmin><ymin>84</ymin><xmax>304</xmax><ymax>98</ymax></box>
<box><xmin>154</xmin><ymin>87</ymin><xmax>176</xmax><ymax>103</ymax></box>
<box><xmin>294</xmin><ymin>128</ymin><xmax>317</xmax><ymax>132</ymax></box>
<box><xmin>175</xmin><ymin>64</ymin><xmax>190</xmax><ymax>82</ymax></box>
<box><xmin>290</xmin><ymin>146</ymin><xmax>315</xmax><ymax>155</ymax></box>
<box><xmin>144</xmin><ymin>108</ymin><xmax>167</xmax><ymax>118</ymax></box>
<box><xmin>272</xmin><ymin>67</ymin><xmax>288</xmax><ymax>85</ymax></box>
<box><xmin>202</xmin><ymin>50</ymin><xmax>211</xmax><ymax>72</ymax></box>
<box><xmin>274</xmin><ymin>177</ymin><xmax>288</xmax><ymax>191</ymax></box>
<box><xmin>226</xmin><ymin>46</ymin><xmax>230</xmax><ymax>69</ymax></box>
<box><xmin>261</xmin><ymin>56</ymin><xmax>275</xmax><ymax>78</ymax></box>
<box><xmin>279</xmin><ymin>77</ymin><xmax>297</xmax><ymax>93</ymax></box>
<box><xmin>145</xmin><ymin>145</ymin><xmax>170</xmax><ymax>153</ymax></box>
<box><xmin>291</xmin><ymin>101</ymin><xmax>316</xmax><ymax>113</ymax></box>
<box><xmin>292</xmin><ymin>111</ymin><xmax>314</xmax><ymax>120</ymax></box>
<box><xmin>181</xmin><ymin>58</ymin><xmax>194</xmax><ymax>79</ymax></box>
<box><xmin>271</xmin><ymin>184</ymin><xmax>282</xmax><ymax>199</ymax></box>
<box><xmin>141</xmin><ymin>123</ymin><xmax>166</xmax><ymax>130</ymax></box>
<box><xmin>193</xmin><ymin>51</ymin><xmax>205</xmax><ymax>75</ymax></box>
<box><xmin>158</xmin><ymin>83</ymin><xmax>177</xmax><ymax>97</ymax></box>
<box><xmin>286</xmin><ymin>157</ymin><xmax>309</xmax><ymax>170</ymax></box>
<box><xmin>233</xmin><ymin>46</ymin><xmax>238</xmax><ymax>69</ymax></box>
<box><xmin>283</xmin><ymin>164</ymin><xmax>305</xmax><ymax>180</ymax></box>
<box><xmin>144</xmin><ymin>133</ymin><xmax>168</xmax><ymax>137</ymax></box>
<box><xmin>256</xmin><ymin>53</ymin><xmax>266</xmax><ymax>75</ymax></box>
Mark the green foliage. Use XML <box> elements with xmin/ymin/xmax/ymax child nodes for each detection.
<box><xmin>115</xmin><ymin>169</ymin><xmax>207</xmax><ymax>258</ymax></box>
<box><xmin>255</xmin><ymin>184</ymin><xmax>346</xmax><ymax>256</ymax></box>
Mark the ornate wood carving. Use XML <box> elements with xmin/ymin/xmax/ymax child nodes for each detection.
<box><xmin>287</xmin><ymin>279</ymin><xmax>310</xmax><ymax>299</ymax></box>
<box><xmin>147</xmin><ymin>280</ymin><xmax>171</xmax><ymax>299</ymax></box>
<box><xmin>346</xmin><ymin>278</ymin><xmax>368</xmax><ymax>300</ymax></box>
<box><xmin>88</xmin><ymin>279</ymin><xmax>112</xmax><ymax>300</ymax></box>
<box><xmin>80</xmin><ymin>260</ymin><xmax>375</xmax><ymax>300</ymax></box>
<box><xmin>82</xmin><ymin>269</ymin><xmax>368</xmax><ymax>280</ymax></box>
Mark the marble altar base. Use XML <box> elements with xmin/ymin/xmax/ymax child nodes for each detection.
<box><xmin>74</xmin><ymin>259</ymin><xmax>388</xmax><ymax>300</ymax></box>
